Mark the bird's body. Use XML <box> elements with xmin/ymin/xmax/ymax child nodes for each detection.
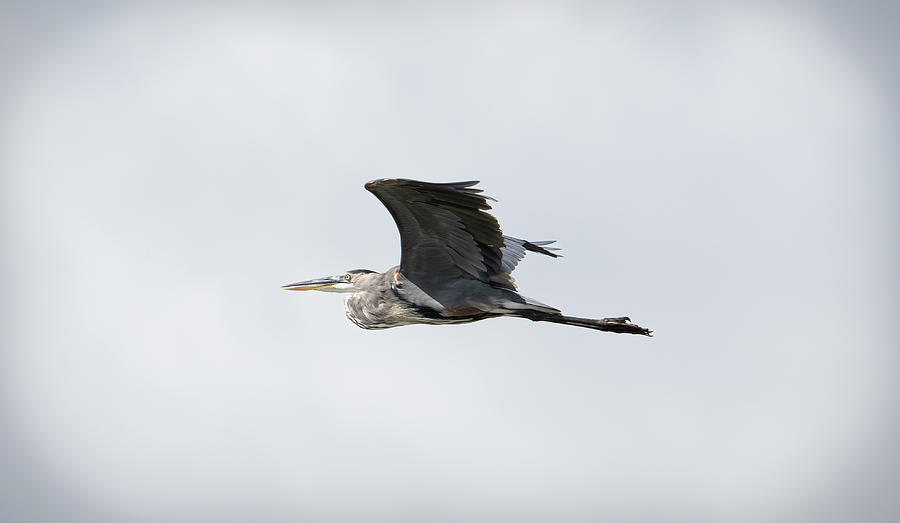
<box><xmin>342</xmin><ymin>268</ymin><xmax>492</xmax><ymax>329</ymax></box>
<box><xmin>284</xmin><ymin>179</ymin><xmax>651</xmax><ymax>336</ymax></box>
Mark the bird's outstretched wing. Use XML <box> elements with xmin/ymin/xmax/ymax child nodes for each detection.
<box><xmin>499</xmin><ymin>237</ymin><xmax>560</xmax><ymax>275</ymax></box>
<box><xmin>366</xmin><ymin>179</ymin><xmax>556</xmax><ymax>291</ymax></box>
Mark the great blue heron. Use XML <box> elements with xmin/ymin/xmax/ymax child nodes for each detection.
<box><xmin>284</xmin><ymin>179</ymin><xmax>651</xmax><ymax>336</ymax></box>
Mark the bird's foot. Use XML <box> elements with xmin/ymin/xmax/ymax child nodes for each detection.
<box><xmin>599</xmin><ymin>317</ymin><xmax>652</xmax><ymax>336</ymax></box>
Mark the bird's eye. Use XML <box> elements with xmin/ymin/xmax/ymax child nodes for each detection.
<box><xmin>345</xmin><ymin>274</ymin><xmax>352</xmax><ymax>281</ymax></box>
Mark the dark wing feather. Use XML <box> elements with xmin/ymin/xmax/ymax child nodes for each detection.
<box><xmin>499</xmin><ymin>237</ymin><xmax>561</xmax><ymax>275</ymax></box>
<box><xmin>365</xmin><ymin>178</ymin><xmax>516</xmax><ymax>289</ymax></box>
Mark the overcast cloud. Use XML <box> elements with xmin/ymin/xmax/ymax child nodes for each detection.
<box><xmin>2</xmin><ymin>3</ymin><xmax>898</xmax><ymax>522</ymax></box>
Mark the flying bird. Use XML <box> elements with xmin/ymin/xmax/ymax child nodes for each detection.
<box><xmin>284</xmin><ymin>179</ymin><xmax>651</xmax><ymax>336</ymax></box>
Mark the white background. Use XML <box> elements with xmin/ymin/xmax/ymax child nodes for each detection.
<box><xmin>2</xmin><ymin>4</ymin><xmax>898</xmax><ymax>522</ymax></box>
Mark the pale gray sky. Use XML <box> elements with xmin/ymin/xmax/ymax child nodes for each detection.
<box><xmin>2</xmin><ymin>3</ymin><xmax>898</xmax><ymax>522</ymax></box>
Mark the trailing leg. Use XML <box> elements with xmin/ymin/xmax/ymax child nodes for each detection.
<box><xmin>518</xmin><ymin>310</ymin><xmax>652</xmax><ymax>336</ymax></box>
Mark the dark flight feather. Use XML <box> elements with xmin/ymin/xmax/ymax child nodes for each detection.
<box><xmin>365</xmin><ymin>178</ymin><xmax>557</xmax><ymax>292</ymax></box>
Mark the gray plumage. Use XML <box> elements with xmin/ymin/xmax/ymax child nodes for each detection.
<box><xmin>284</xmin><ymin>179</ymin><xmax>651</xmax><ymax>336</ymax></box>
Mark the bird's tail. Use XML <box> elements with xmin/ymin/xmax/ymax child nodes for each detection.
<box><xmin>519</xmin><ymin>311</ymin><xmax>652</xmax><ymax>336</ymax></box>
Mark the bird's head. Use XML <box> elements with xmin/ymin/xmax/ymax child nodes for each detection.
<box><xmin>282</xmin><ymin>269</ymin><xmax>377</xmax><ymax>293</ymax></box>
